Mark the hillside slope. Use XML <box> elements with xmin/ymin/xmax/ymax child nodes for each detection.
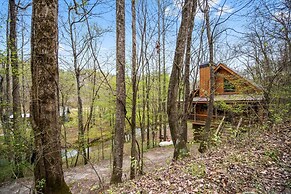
<box><xmin>109</xmin><ymin>124</ymin><xmax>291</xmax><ymax>193</ymax></box>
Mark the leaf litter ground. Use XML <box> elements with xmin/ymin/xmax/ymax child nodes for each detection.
<box><xmin>109</xmin><ymin>124</ymin><xmax>291</xmax><ymax>193</ymax></box>
<box><xmin>0</xmin><ymin>123</ymin><xmax>290</xmax><ymax>193</ymax></box>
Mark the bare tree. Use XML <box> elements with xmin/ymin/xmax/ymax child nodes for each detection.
<box><xmin>61</xmin><ymin>0</ymin><xmax>95</xmax><ymax>166</ymax></box>
<box><xmin>31</xmin><ymin>0</ymin><xmax>71</xmax><ymax>192</ymax></box>
<box><xmin>157</xmin><ymin>0</ymin><xmax>162</xmax><ymax>142</ymax></box>
<box><xmin>239</xmin><ymin>0</ymin><xmax>291</xmax><ymax>123</ymax></box>
<box><xmin>162</xmin><ymin>0</ymin><xmax>168</xmax><ymax>141</ymax></box>
<box><xmin>198</xmin><ymin>0</ymin><xmax>214</xmax><ymax>153</ymax></box>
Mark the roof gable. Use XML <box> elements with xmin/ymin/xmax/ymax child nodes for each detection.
<box><xmin>214</xmin><ymin>63</ymin><xmax>262</xmax><ymax>92</ymax></box>
<box><xmin>215</xmin><ymin>63</ymin><xmax>240</xmax><ymax>76</ymax></box>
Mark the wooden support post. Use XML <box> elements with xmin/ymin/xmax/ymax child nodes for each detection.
<box><xmin>193</xmin><ymin>104</ymin><xmax>196</xmax><ymax>121</ymax></box>
<box><xmin>235</xmin><ymin>117</ymin><xmax>243</xmax><ymax>137</ymax></box>
<box><xmin>215</xmin><ymin>116</ymin><xmax>225</xmax><ymax>136</ymax></box>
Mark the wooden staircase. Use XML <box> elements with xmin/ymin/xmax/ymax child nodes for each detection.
<box><xmin>219</xmin><ymin>124</ymin><xmax>233</xmax><ymax>142</ymax></box>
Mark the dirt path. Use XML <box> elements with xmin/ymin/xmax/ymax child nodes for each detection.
<box><xmin>0</xmin><ymin>145</ymin><xmax>197</xmax><ymax>194</ymax></box>
<box><xmin>66</xmin><ymin>146</ymin><xmax>177</xmax><ymax>193</ymax></box>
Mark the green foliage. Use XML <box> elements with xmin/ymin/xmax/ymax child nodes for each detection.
<box><xmin>214</xmin><ymin>101</ymin><xmax>244</xmax><ymax>114</ymax></box>
<box><xmin>227</xmin><ymin>153</ymin><xmax>244</xmax><ymax>163</ymax></box>
<box><xmin>286</xmin><ymin>180</ymin><xmax>291</xmax><ymax>189</ymax></box>
<box><xmin>130</xmin><ymin>156</ymin><xmax>138</xmax><ymax>169</ymax></box>
<box><xmin>177</xmin><ymin>147</ymin><xmax>190</xmax><ymax>160</ymax></box>
<box><xmin>63</xmin><ymin>110</ymin><xmax>78</xmax><ymax>129</ymax></box>
<box><xmin>90</xmin><ymin>184</ymin><xmax>101</xmax><ymax>191</ymax></box>
<box><xmin>263</xmin><ymin>149</ymin><xmax>279</xmax><ymax>162</ymax></box>
<box><xmin>186</xmin><ymin>162</ymin><xmax>206</xmax><ymax>178</ymax></box>
<box><xmin>88</xmin><ymin>126</ymin><xmax>112</xmax><ymax>147</ymax></box>
<box><xmin>214</xmin><ymin>101</ymin><xmax>232</xmax><ymax>111</ymax></box>
<box><xmin>36</xmin><ymin>178</ymin><xmax>46</xmax><ymax>190</ymax></box>
<box><xmin>0</xmin><ymin>120</ymin><xmax>34</xmax><ymax>182</ymax></box>
<box><xmin>0</xmin><ymin>157</ymin><xmax>12</xmax><ymax>183</ymax></box>
<box><xmin>211</xmin><ymin>134</ymin><xmax>222</xmax><ymax>146</ymax></box>
<box><xmin>269</xmin><ymin>89</ymin><xmax>291</xmax><ymax>123</ymax></box>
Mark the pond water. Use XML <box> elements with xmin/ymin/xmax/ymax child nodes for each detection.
<box><xmin>62</xmin><ymin>148</ymin><xmax>92</xmax><ymax>159</ymax></box>
<box><xmin>62</xmin><ymin>128</ymin><xmax>141</xmax><ymax>159</ymax></box>
<box><xmin>61</xmin><ymin>149</ymin><xmax>78</xmax><ymax>158</ymax></box>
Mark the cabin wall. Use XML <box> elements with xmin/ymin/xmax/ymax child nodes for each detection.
<box><xmin>190</xmin><ymin>101</ymin><xmax>264</xmax><ymax>127</ymax></box>
<box><xmin>199</xmin><ymin>63</ymin><xmax>262</xmax><ymax>97</ymax></box>
<box><xmin>216</xmin><ymin>68</ymin><xmax>229</xmax><ymax>94</ymax></box>
<box><xmin>215</xmin><ymin>68</ymin><xmax>241</xmax><ymax>94</ymax></box>
<box><xmin>199</xmin><ymin>65</ymin><xmax>210</xmax><ymax>97</ymax></box>
<box><xmin>215</xmin><ymin>67</ymin><xmax>261</xmax><ymax>95</ymax></box>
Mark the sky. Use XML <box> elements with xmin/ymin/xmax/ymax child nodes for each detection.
<box><xmin>0</xmin><ymin>0</ymin><xmax>261</xmax><ymax>73</ymax></box>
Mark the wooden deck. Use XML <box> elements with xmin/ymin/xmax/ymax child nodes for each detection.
<box><xmin>189</xmin><ymin>113</ymin><xmax>225</xmax><ymax>128</ymax></box>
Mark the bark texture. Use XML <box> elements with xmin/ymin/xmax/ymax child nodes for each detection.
<box><xmin>3</xmin><ymin>4</ymin><xmax>12</xmax><ymax>149</ymax></box>
<box><xmin>111</xmin><ymin>0</ymin><xmax>126</xmax><ymax>184</ymax></box>
<box><xmin>167</xmin><ymin>0</ymin><xmax>197</xmax><ymax>160</ymax></box>
<box><xmin>31</xmin><ymin>0</ymin><xmax>71</xmax><ymax>193</ymax></box>
<box><xmin>130</xmin><ymin>0</ymin><xmax>137</xmax><ymax>180</ymax></box>
<box><xmin>9</xmin><ymin>0</ymin><xmax>23</xmax><ymax>178</ymax></box>
<box><xmin>199</xmin><ymin>0</ymin><xmax>214</xmax><ymax>153</ymax></box>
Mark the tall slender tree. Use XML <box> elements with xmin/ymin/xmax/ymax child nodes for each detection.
<box><xmin>31</xmin><ymin>0</ymin><xmax>71</xmax><ymax>192</ymax></box>
<box><xmin>157</xmin><ymin>0</ymin><xmax>162</xmax><ymax>142</ymax></box>
<box><xmin>162</xmin><ymin>0</ymin><xmax>167</xmax><ymax>141</ymax></box>
<box><xmin>167</xmin><ymin>0</ymin><xmax>197</xmax><ymax>160</ymax></box>
<box><xmin>2</xmin><ymin>0</ymin><xmax>12</xmax><ymax>153</ymax></box>
<box><xmin>111</xmin><ymin>0</ymin><xmax>126</xmax><ymax>184</ymax></box>
<box><xmin>181</xmin><ymin>0</ymin><xmax>196</xmax><ymax>145</ymax></box>
<box><xmin>61</xmin><ymin>0</ymin><xmax>102</xmax><ymax>166</ymax></box>
<box><xmin>0</xmin><ymin>69</ymin><xmax>3</xmax><ymax>142</ymax></box>
<box><xmin>130</xmin><ymin>0</ymin><xmax>138</xmax><ymax>180</ymax></box>
<box><xmin>65</xmin><ymin>2</ymin><xmax>88</xmax><ymax>166</ymax></box>
<box><xmin>9</xmin><ymin>0</ymin><xmax>23</xmax><ymax>178</ymax></box>
<box><xmin>199</xmin><ymin>0</ymin><xmax>214</xmax><ymax>153</ymax></box>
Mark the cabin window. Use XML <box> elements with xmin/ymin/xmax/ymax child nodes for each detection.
<box><xmin>224</xmin><ymin>78</ymin><xmax>235</xmax><ymax>92</ymax></box>
<box><xmin>200</xmin><ymin>103</ymin><xmax>208</xmax><ymax>111</ymax></box>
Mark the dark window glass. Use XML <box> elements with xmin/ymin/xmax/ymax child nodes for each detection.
<box><xmin>224</xmin><ymin>78</ymin><xmax>235</xmax><ymax>92</ymax></box>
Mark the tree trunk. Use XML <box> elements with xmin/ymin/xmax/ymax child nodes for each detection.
<box><xmin>0</xmin><ymin>75</ymin><xmax>3</xmax><ymax>135</ymax></box>
<box><xmin>181</xmin><ymin>0</ymin><xmax>196</xmax><ymax>145</ymax></box>
<box><xmin>111</xmin><ymin>0</ymin><xmax>125</xmax><ymax>184</ymax></box>
<box><xmin>61</xmin><ymin>93</ymin><xmax>69</xmax><ymax>168</ymax></box>
<box><xmin>76</xmin><ymin>74</ymin><xmax>87</xmax><ymax>165</ymax></box>
<box><xmin>66</xmin><ymin>5</ymin><xmax>87</xmax><ymax>166</ymax></box>
<box><xmin>130</xmin><ymin>0</ymin><xmax>137</xmax><ymax>180</ymax></box>
<box><xmin>162</xmin><ymin>1</ymin><xmax>167</xmax><ymax>141</ymax></box>
<box><xmin>199</xmin><ymin>0</ymin><xmax>214</xmax><ymax>153</ymax></box>
<box><xmin>31</xmin><ymin>0</ymin><xmax>71</xmax><ymax>193</ymax></box>
<box><xmin>138</xmin><ymin>2</ymin><xmax>147</xmax><ymax>174</ymax></box>
<box><xmin>157</xmin><ymin>0</ymin><xmax>162</xmax><ymax>142</ymax></box>
<box><xmin>140</xmin><ymin>39</ymin><xmax>146</xmax><ymax>174</ymax></box>
<box><xmin>9</xmin><ymin>0</ymin><xmax>24</xmax><ymax>178</ymax></box>
<box><xmin>167</xmin><ymin>0</ymin><xmax>196</xmax><ymax>160</ymax></box>
<box><xmin>146</xmin><ymin>86</ymin><xmax>150</xmax><ymax>149</ymax></box>
<box><xmin>3</xmin><ymin>0</ymin><xmax>12</xmax><ymax>152</ymax></box>
<box><xmin>21</xmin><ymin>18</ymin><xmax>27</xmax><ymax>125</ymax></box>
<box><xmin>146</xmin><ymin>58</ymin><xmax>150</xmax><ymax>149</ymax></box>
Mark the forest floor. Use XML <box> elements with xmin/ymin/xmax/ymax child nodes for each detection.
<box><xmin>108</xmin><ymin>123</ymin><xmax>291</xmax><ymax>194</ymax></box>
<box><xmin>0</xmin><ymin>143</ymin><xmax>185</xmax><ymax>194</ymax></box>
<box><xmin>0</xmin><ymin>123</ymin><xmax>290</xmax><ymax>194</ymax></box>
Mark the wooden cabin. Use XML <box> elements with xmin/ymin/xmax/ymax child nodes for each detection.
<box><xmin>190</xmin><ymin>63</ymin><xmax>264</xmax><ymax>128</ymax></box>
